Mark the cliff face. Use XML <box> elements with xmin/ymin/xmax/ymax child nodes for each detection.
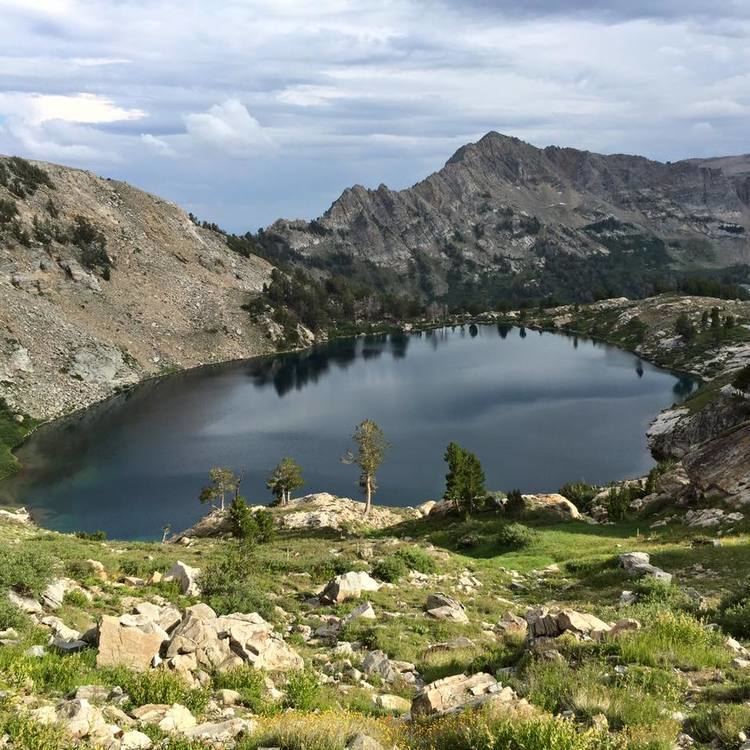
<box><xmin>0</xmin><ymin>157</ymin><xmax>274</xmax><ymax>420</ymax></box>
<box><xmin>267</xmin><ymin>133</ymin><xmax>750</xmax><ymax>298</ymax></box>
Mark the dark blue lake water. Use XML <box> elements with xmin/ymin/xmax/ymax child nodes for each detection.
<box><xmin>0</xmin><ymin>325</ymin><xmax>694</xmax><ymax>539</ymax></box>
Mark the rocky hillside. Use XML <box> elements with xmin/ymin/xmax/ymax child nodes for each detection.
<box><xmin>266</xmin><ymin>133</ymin><xmax>750</xmax><ymax>303</ymax></box>
<box><xmin>0</xmin><ymin>156</ymin><xmax>276</xmax><ymax>424</ymax></box>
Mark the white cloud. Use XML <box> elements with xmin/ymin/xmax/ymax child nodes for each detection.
<box><xmin>277</xmin><ymin>85</ymin><xmax>351</xmax><ymax>107</ymax></box>
<box><xmin>0</xmin><ymin>93</ymin><xmax>144</xmax><ymax>163</ymax></box>
<box><xmin>0</xmin><ymin>92</ymin><xmax>145</xmax><ymax>126</ymax></box>
<box><xmin>1</xmin><ymin>0</ymin><xmax>749</xmax><ymax>228</ymax></box>
<box><xmin>0</xmin><ymin>0</ymin><xmax>74</xmax><ymax>14</ymax></box>
<box><xmin>140</xmin><ymin>133</ymin><xmax>177</xmax><ymax>157</ymax></box>
<box><xmin>183</xmin><ymin>99</ymin><xmax>274</xmax><ymax>157</ymax></box>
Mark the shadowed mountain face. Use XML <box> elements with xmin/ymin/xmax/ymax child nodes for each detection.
<box><xmin>265</xmin><ymin>133</ymin><xmax>750</xmax><ymax>304</ymax></box>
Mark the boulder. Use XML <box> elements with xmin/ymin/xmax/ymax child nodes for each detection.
<box><xmin>525</xmin><ymin>608</ymin><xmax>610</xmax><ymax>640</ymax></box>
<box><xmin>684</xmin><ymin>508</ymin><xmax>744</xmax><ymax>528</ymax></box>
<box><xmin>57</xmin><ymin>698</ymin><xmax>107</xmax><ymax>739</ymax></box>
<box><xmin>496</xmin><ymin>612</ymin><xmax>527</xmax><ymax>636</ymax></box>
<box><xmin>85</xmin><ymin>560</ymin><xmax>108</xmax><ymax>581</ymax></box>
<box><xmin>184</xmin><ymin>718</ymin><xmax>257</xmax><ymax>743</ymax></box>
<box><xmin>131</xmin><ymin>601</ymin><xmax>182</xmax><ymax>633</ymax></box>
<box><xmin>618</xmin><ymin>552</ymin><xmax>672</xmax><ymax>584</ymax></box>
<box><xmin>361</xmin><ymin>650</ymin><xmax>417</xmax><ymax>685</ymax></box>
<box><xmin>0</xmin><ymin>507</ymin><xmax>33</xmax><ymax>525</ymax></box>
<box><xmin>165</xmin><ymin>605</ymin><xmax>302</xmax><ymax>673</ymax></box>
<box><xmin>164</xmin><ymin>561</ymin><xmax>202</xmax><ymax>596</ymax></box>
<box><xmin>131</xmin><ymin>703</ymin><xmax>196</xmax><ymax>733</ymax></box>
<box><xmin>609</xmin><ymin>619</ymin><xmax>641</xmax><ymax>638</ymax></box>
<box><xmin>96</xmin><ymin>615</ymin><xmax>164</xmax><ymax>671</ymax></box>
<box><xmin>41</xmin><ymin>579</ymin><xmax>70</xmax><ymax>610</ymax></box>
<box><xmin>216</xmin><ymin>688</ymin><xmax>242</xmax><ymax>706</ymax></box>
<box><xmin>8</xmin><ymin>590</ymin><xmax>42</xmax><ymax>615</ymax></box>
<box><xmin>120</xmin><ymin>731</ymin><xmax>153</xmax><ymax>749</ymax></box>
<box><xmin>618</xmin><ymin>552</ymin><xmax>651</xmax><ymax>570</ymax></box>
<box><xmin>416</xmin><ymin>501</ymin><xmax>437</xmax><ymax>516</ymax></box>
<box><xmin>375</xmin><ymin>694</ymin><xmax>411</xmax><ymax>713</ymax></box>
<box><xmin>557</xmin><ymin>610</ymin><xmax>611</xmax><ymax>639</ymax></box>
<box><xmin>342</xmin><ymin>602</ymin><xmax>376</xmax><ymax>625</ymax></box>
<box><xmin>425</xmin><ymin>593</ymin><xmax>468</xmax><ymax>623</ymax></box>
<box><xmin>41</xmin><ymin>615</ymin><xmax>82</xmax><ymax>643</ymax></box>
<box><xmin>347</xmin><ymin>734</ymin><xmax>386</xmax><ymax>750</ymax></box>
<box><xmin>362</xmin><ymin>650</ymin><xmax>399</xmax><ymax>683</ymax></box>
<box><xmin>411</xmin><ymin>672</ymin><xmax>509</xmax><ymax>717</ymax></box>
<box><xmin>320</xmin><ymin>571</ymin><xmax>381</xmax><ymax>604</ymax></box>
<box><xmin>521</xmin><ymin>493</ymin><xmax>581</xmax><ymax>520</ymax></box>
<box><xmin>216</xmin><ymin>612</ymin><xmax>303</xmax><ymax>671</ymax></box>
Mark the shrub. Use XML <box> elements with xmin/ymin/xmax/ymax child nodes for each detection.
<box><xmin>0</xmin><ymin>599</ymin><xmax>29</xmax><ymax>632</ymax></box>
<box><xmin>309</xmin><ymin>556</ymin><xmax>358</xmax><ymax>583</ymax></box>
<box><xmin>0</xmin><ymin>547</ymin><xmax>57</xmax><ymax>597</ymax></box>
<box><xmin>372</xmin><ymin>555</ymin><xmax>408</xmax><ymax>583</ymax></box>
<box><xmin>7</xmin><ymin>157</ymin><xmax>53</xmax><ymax>193</ymax></box>
<box><xmin>74</xmin><ymin>530</ymin><xmax>107</xmax><ymax>541</ymax></box>
<box><xmin>110</xmin><ymin>668</ymin><xmax>209</xmax><ymax>713</ymax></box>
<box><xmin>496</xmin><ymin>522</ymin><xmax>537</xmax><ymax>552</ymax></box>
<box><xmin>0</xmin><ymin>714</ymin><xmax>69</xmax><ymax>750</ymax></box>
<box><xmin>215</xmin><ymin>666</ymin><xmax>270</xmax><ymax>713</ymax></box>
<box><xmin>198</xmin><ymin>544</ymin><xmax>273</xmax><ymax>619</ymax></box>
<box><xmin>715</xmin><ymin>586</ymin><xmax>750</xmax><ymax>639</ymax></box>
<box><xmin>62</xmin><ymin>589</ymin><xmax>89</xmax><ymax>608</ymax></box>
<box><xmin>0</xmin><ymin>197</ymin><xmax>18</xmax><ymax>225</ymax></box>
<box><xmin>283</xmin><ymin>669</ymin><xmax>322</xmax><ymax>711</ymax></box>
<box><xmin>229</xmin><ymin>499</ymin><xmax>275</xmax><ymax>544</ymax></box>
<box><xmin>559</xmin><ymin>481</ymin><xmax>597</xmax><ymax>511</ymax></box>
<box><xmin>504</xmin><ymin>489</ymin><xmax>525</xmax><ymax>516</ymax></box>
<box><xmin>394</xmin><ymin>547</ymin><xmax>436</xmax><ymax>574</ymax></box>
<box><xmin>603</xmin><ymin>485</ymin><xmax>636</xmax><ymax>522</ymax></box>
<box><xmin>70</xmin><ymin>216</ymin><xmax>110</xmax><ymax>274</ymax></box>
<box><xmin>632</xmin><ymin>578</ymin><xmax>695</xmax><ymax>612</ymax></box>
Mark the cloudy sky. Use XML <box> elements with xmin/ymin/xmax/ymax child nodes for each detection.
<box><xmin>1</xmin><ymin>1</ymin><xmax>749</xmax><ymax>231</ymax></box>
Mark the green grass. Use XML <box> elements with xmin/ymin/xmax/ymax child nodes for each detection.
<box><xmin>0</xmin><ymin>475</ymin><xmax>750</xmax><ymax>750</ymax></box>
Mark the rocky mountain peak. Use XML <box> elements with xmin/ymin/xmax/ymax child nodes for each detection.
<box><xmin>266</xmin><ymin>133</ymin><xmax>750</xmax><ymax>303</ymax></box>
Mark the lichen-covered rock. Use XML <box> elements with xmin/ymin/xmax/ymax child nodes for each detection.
<box><xmin>320</xmin><ymin>571</ymin><xmax>381</xmax><ymax>604</ymax></box>
<box><xmin>164</xmin><ymin>561</ymin><xmax>202</xmax><ymax>597</ymax></box>
<box><xmin>96</xmin><ymin>615</ymin><xmax>165</xmax><ymax>671</ymax></box>
<box><xmin>521</xmin><ymin>493</ymin><xmax>581</xmax><ymax>520</ymax></box>
<box><xmin>411</xmin><ymin>672</ymin><xmax>513</xmax><ymax>717</ymax></box>
<box><xmin>425</xmin><ymin>593</ymin><xmax>468</xmax><ymax>623</ymax></box>
<box><xmin>165</xmin><ymin>604</ymin><xmax>303</xmax><ymax>673</ymax></box>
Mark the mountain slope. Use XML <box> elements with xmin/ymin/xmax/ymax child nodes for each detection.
<box><xmin>265</xmin><ymin>133</ymin><xmax>750</xmax><ymax>303</ymax></box>
<box><xmin>0</xmin><ymin>156</ymin><xmax>275</xmax><ymax>422</ymax></box>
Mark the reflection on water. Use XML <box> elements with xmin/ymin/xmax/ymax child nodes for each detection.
<box><xmin>0</xmin><ymin>325</ymin><xmax>696</xmax><ymax>539</ymax></box>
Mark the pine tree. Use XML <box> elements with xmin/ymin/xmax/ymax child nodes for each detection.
<box><xmin>443</xmin><ymin>442</ymin><xmax>486</xmax><ymax>517</ymax></box>
<box><xmin>199</xmin><ymin>467</ymin><xmax>238</xmax><ymax>511</ymax></box>
<box><xmin>343</xmin><ymin>419</ymin><xmax>389</xmax><ymax>515</ymax></box>
<box><xmin>266</xmin><ymin>457</ymin><xmax>304</xmax><ymax>505</ymax></box>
